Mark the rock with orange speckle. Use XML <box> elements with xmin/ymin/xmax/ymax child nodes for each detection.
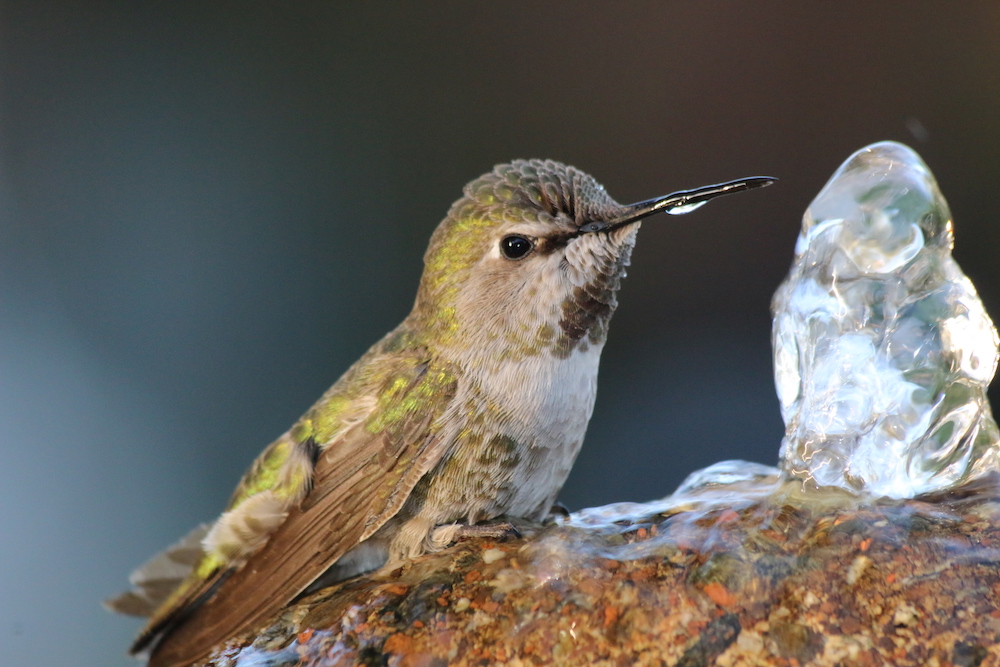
<box><xmin>202</xmin><ymin>474</ymin><xmax>1000</xmax><ymax>667</ymax></box>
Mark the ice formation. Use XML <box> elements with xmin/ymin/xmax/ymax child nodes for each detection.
<box><xmin>772</xmin><ymin>141</ymin><xmax>1000</xmax><ymax>497</ymax></box>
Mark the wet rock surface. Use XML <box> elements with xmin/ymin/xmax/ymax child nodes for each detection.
<box><xmin>204</xmin><ymin>477</ymin><xmax>1000</xmax><ymax>666</ymax></box>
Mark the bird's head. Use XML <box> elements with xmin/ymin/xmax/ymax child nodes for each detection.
<box><xmin>411</xmin><ymin>159</ymin><xmax>771</xmax><ymax>362</ymax></box>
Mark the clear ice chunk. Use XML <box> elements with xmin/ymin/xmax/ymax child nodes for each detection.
<box><xmin>772</xmin><ymin>141</ymin><xmax>1000</xmax><ymax>497</ymax></box>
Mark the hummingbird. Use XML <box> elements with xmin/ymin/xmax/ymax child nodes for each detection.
<box><xmin>108</xmin><ymin>160</ymin><xmax>773</xmax><ymax>666</ymax></box>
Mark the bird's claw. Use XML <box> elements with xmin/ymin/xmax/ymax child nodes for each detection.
<box><xmin>454</xmin><ymin>521</ymin><xmax>522</xmax><ymax>542</ymax></box>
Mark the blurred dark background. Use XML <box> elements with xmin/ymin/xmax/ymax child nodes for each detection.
<box><xmin>2</xmin><ymin>2</ymin><xmax>999</xmax><ymax>664</ymax></box>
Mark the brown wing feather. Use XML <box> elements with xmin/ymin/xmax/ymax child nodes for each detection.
<box><xmin>130</xmin><ymin>569</ymin><xmax>229</xmax><ymax>655</ymax></box>
<box><xmin>147</xmin><ymin>364</ymin><xmax>459</xmax><ymax>667</ymax></box>
<box><xmin>106</xmin><ymin>523</ymin><xmax>211</xmax><ymax>620</ymax></box>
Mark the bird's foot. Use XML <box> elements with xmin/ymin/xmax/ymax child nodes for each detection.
<box><xmin>429</xmin><ymin>520</ymin><xmax>522</xmax><ymax>549</ymax></box>
<box><xmin>454</xmin><ymin>521</ymin><xmax>522</xmax><ymax>541</ymax></box>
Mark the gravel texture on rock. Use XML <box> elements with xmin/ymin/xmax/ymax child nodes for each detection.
<box><xmin>201</xmin><ymin>476</ymin><xmax>1000</xmax><ymax>667</ymax></box>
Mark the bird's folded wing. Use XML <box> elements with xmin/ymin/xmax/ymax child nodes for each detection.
<box><xmin>148</xmin><ymin>360</ymin><xmax>459</xmax><ymax>667</ymax></box>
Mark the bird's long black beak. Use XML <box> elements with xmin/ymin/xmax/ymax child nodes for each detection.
<box><xmin>578</xmin><ymin>176</ymin><xmax>776</xmax><ymax>234</ymax></box>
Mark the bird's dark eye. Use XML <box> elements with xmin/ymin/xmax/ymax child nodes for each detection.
<box><xmin>500</xmin><ymin>235</ymin><xmax>534</xmax><ymax>260</ymax></box>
